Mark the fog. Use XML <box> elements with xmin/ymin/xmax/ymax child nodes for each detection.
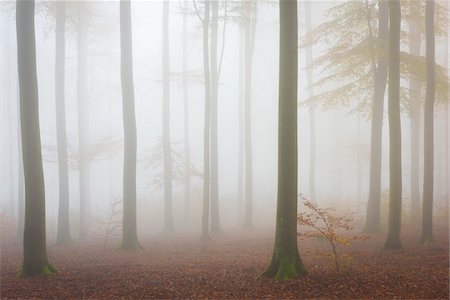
<box><xmin>1</xmin><ymin>1</ymin><xmax>449</xmax><ymax>238</ymax></box>
<box><xmin>0</xmin><ymin>1</ymin><xmax>450</xmax><ymax>298</ymax></box>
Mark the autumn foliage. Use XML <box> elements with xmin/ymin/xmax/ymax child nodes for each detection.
<box><xmin>297</xmin><ymin>194</ymin><xmax>369</xmax><ymax>272</ymax></box>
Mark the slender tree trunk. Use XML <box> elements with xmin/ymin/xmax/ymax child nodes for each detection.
<box><xmin>210</xmin><ymin>0</ymin><xmax>221</xmax><ymax>234</ymax></box>
<box><xmin>237</xmin><ymin>22</ymin><xmax>244</xmax><ymax>225</ymax></box>
<box><xmin>182</xmin><ymin>1</ymin><xmax>191</xmax><ymax>226</ymax></box>
<box><xmin>421</xmin><ymin>0</ymin><xmax>435</xmax><ymax>243</ymax></box>
<box><xmin>243</xmin><ymin>1</ymin><xmax>257</xmax><ymax>229</ymax></box>
<box><xmin>55</xmin><ymin>1</ymin><xmax>72</xmax><ymax>244</ymax></box>
<box><xmin>201</xmin><ymin>1</ymin><xmax>211</xmax><ymax>240</ymax></box>
<box><xmin>17</xmin><ymin>91</ymin><xmax>24</xmax><ymax>240</ymax></box>
<box><xmin>304</xmin><ymin>1</ymin><xmax>316</xmax><ymax>203</ymax></box>
<box><xmin>162</xmin><ymin>1</ymin><xmax>173</xmax><ymax>232</ymax></box>
<box><xmin>356</xmin><ymin>114</ymin><xmax>362</xmax><ymax>212</ymax></box>
<box><xmin>237</xmin><ymin>21</ymin><xmax>245</xmax><ymax>224</ymax></box>
<box><xmin>77</xmin><ymin>8</ymin><xmax>90</xmax><ymax>239</ymax></box>
<box><xmin>263</xmin><ymin>0</ymin><xmax>306</xmax><ymax>280</ymax></box>
<box><xmin>363</xmin><ymin>0</ymin><xmax>388</xmax><ymax>233</ymax></box>
<box><xmin>384</xmin><ymin>0</ymin><xmax>402</xmax><ymax>249</ymax></box>
<box><xmin>408</xmin><ymin>4</ymin><xmax>421</xmax><ymax>222</ymax></box>
<box><xmin>16</xmin><ymin>0</ymin><xmax>56</xmax><ymax>277</ymax></box>
<box><xmin>120</xmin><ymin>0</ymin><xmax>141</xmax><ymax>250</ymax></box>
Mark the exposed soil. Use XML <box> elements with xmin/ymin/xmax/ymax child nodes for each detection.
<box><xmin>1</xmin><ymin>222</ymin><xmax>448</xmax><ymax>299</ymax></box>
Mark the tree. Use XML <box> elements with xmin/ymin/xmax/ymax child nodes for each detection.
<box><xmin>77</xmin><ymin>4</ymin><xmax>90</xmax><ymax>239</ymax></box>
<box><xmin>421</xmin><ymin>0</ymin><xmax>435</xmax><ymax>244</ymax></box>
<box><xmin>210</xmin><ymin>0</ymin><xmax>221</xmax><ymax>234</ymax></box>
<box><xmin>55</xmin><ymin>0</ymin><xmax>72</xmax><ymax>245</ymax></box>
<box><xmin>363</xmin><ymin>0</ymin><xmax>388</xmax><ymax>233</ymax></box>
<box><xmin>237</xmin><ymin>8</ymin><xmax>244</xmax><ymax>225</ymax></box>
<box><xmin>384</xmin><ymin>0</ymin><xmax>402</xmax><ymax>249</ymax></box>
<box><xmin>243</xmin><ymin>0</ymin><xmax>257</xmax><ymax>229</ymax></box>
<box><xmin>162</xmin><ymin>0</ymin><xmax>174</xmax><ymax>232</ymax></box>
<box><xmin>16</xmin><ymin>0</ymin><xmax>56</xmax><ymax>277</ymax></box>
<box><xmin>182</xmin><ymin>0</ymin><xmax>191</xmax><ymax>226</ymax></box>
<box><xmin>304</xmin><ymin>1</ymin><xmax>317</xmax><ymax>203</ymax></box>
<box><xmin>262</xmin><ymin>0</ymin><xmax>307</xmax><ymax>280</ymax></box>
<box><xmin>120</xmin><ymin>0</ymin><xmax>141</xmax><ymax>250</ymax></box>
<box><xmin>192</xmin><ymin>0</ymin><xmax>212</xmax><ymax>240</ymax></box>
<box><xmin>408</xmin><ymin>1</ymin><xmax>422</xmax><ymax>221</ymax></box>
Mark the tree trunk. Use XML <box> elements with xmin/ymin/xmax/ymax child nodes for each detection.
<box><xmin>77</xmin><ymin>7</ymin><xmax>90</xmax><ymax>239</ymax></box>
<box><xmin>162</xmin><ymin>0</ymin><xmax>173</xmax><ymax>232</ymax></box>
<box><xmin>237</xmin><ymin>20</ymin><xmax>244</xmax><ymax>225</ymax></box>
<box><xmin>262</xmin><ymin>0</ymin><xmax>306</xmax><ymax>280</ymax></box>
<box><xmin>201</xmin><ymin>1</ymin><xmax>211</xmax><ymax>240</ymax></box>
<box><xmin>243</xmin><ymin>1</ymin><xmax>257</xmax><ymax>229</ymax></box>
<box><xmin>421</xmin><ymin>0</ymin><xmax>435</xmax><ymax>243</ymax></box>
<box><xmin>304</xmin><ymin>1</ymin><xmax>316</xmax><ymax>203</ymax></box>
<box><xmin>384</xmin><ymin>0</ymin><xmax>402</xmax><ymax>249</ymax></box>
<box><xmin>120</xmin><ymin>0</ymin><xmax>141</xmax><ymax>250</ymax></box>
<box><xmin>210</xmin><ymin>0</ymin><xmax>221</xmax><ymax>234</ymax></box>
<box><xmin>55</xmin><ymin>1</ymin><xmax>72</xmax><ymax>245</ymax></box>
<box><xmin>363</xmin><ymin>0</ymin><xmax>388</xmax><ymax>233</ymax></box>
<box><xmin>16</xmin><ymin>0</ymin><xmax>56</xmax><ymax>277</ymax></box>
<box><xmin>182</xmin><ymin>0</ymin><xmax>191</xmax><ymax>226</ymax></box>
<box><xmin>17</xmin><ymin>93</ymin><xmax>24</xmax><ymax>241</ymax></box>
<box><xmin>408</xmin><ymin>3</ymin><xmax>421</xmax><ymax>222</ymax></box>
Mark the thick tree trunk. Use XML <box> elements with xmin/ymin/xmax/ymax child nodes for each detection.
<box><xmin>384</xmin><ymin>0</ymin><xmax>402</xmax><ymax>249</ymax></box>
<box><xmin>182</xmin><ymin>1</ymin><xmax>191</xmax><ymax>226</ymax></box>
<box><xmin>363</xmin><ymin>0</ymin><xmax>388</xmax><ymax>233</ymax></box>
<box><xmin>210</xmin><ymin>0</ymin><xmax>221</xmax><ymax>234</ymax></box>
<box><xmin>304</xmin><ymin>1</ymin><xmax>316</xmax><ymax>203</ymax></box>
<box><xmin>55</xmin><ymin>1</ymin><xmax>72</xmax><ymax>245</ymax></box>
<box><xmin>421</xmin><ymin>0</ymin><xmax>435</xmax><ymax>243</ymax></box>
<box><xmin>201</xmin><ymin>1</ymin><xmax>211</xmax><ymax>240</ymax></box>
<box><xmin>162</xmin><ymin>1</ymin><xmax>174</xmax><ymax>232</ymax></box>
<box><xmin>408</xmin><ymin>4</ymin><xmax>421</xmax><ymax>222</ymax></box>
<box><xmin>77</xmin><ymin>8</ymin><xmax>90</xmax><ymax>239</ymax></box>
<box><xmin>243</xmin><ymin>1</ymin><xmax>257</xmax><ymax>229</ymax></box>
<box><xmin>16</xmin><ymin>0</ymin><xmax>56</xmax><ymax>277</ymax></box>
<box><xmin>120</xmin><ymin>0</ymin><xmax>141</xmax><ymax>250</ymax></box>
<box><xmin>263</xmin><ymin>0</ymin><xmax>306</xmax><ymax>280</ymax></box>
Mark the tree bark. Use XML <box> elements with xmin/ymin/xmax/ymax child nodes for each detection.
<box><xmin>55</xmin><ymin>1</ymin><xmax>72</xmax><ymax>245</ymax></box>
<box><xmin>304</xmin><ymin>1</ymin><xmax>316</xmax><ymax>203</ymax></box>
<box><xmin>77</xmin><ymin>7</ymin><xmax>90</xmax><ymax>239</ymax></box>
<box><xmin>16</xmin><ymin>0</ymin><xmax>56</xmax><ymax>276</ymax></box>
<box><xmin>408</xmin><ymin>2</ymin><xmax>422</xmax><ymax>222</ymax></box>
<box><xmin>120</xmin><ymin>0</ymin><xmax>141</xmax><ymax>250</ymax></box>
<box><xmin>237</xmin><ymin>19</ymin><xmax>244</xmax><ymax>225</ymax></box>
<box><xmin>210</xmin><ymin>0</ymin><xmax>221</xmax><ymax>234</ymax></box>
<box><xmin>363</xmin><ymin>0</ymin><xmax>388</xmax><ymax>233</ymax></box>
<box><xmin>201</xmin><ymin>1</ymin><xmax>211</xmax><ymax>240</ymax></box>
<box><xmin>162</xmin><ymin>0</ymin><xmax>174</xmax><ymax>232</ymax></box>
<box><xmin>243</xmin><ymin>1</ymin><xmax>257</xmax><ymax>229</ymax></box>
<box><xmin>421</xmin><ymin>0</ymin><xmax>435</xmax><ymax>243</ymax></box>
<box><xmin>384</xmin><ymin>0</ymin><xmax>402</xmax><ymax>249</ymax></box>
<box><xmin>182</xmin><ymin>0</ymin><xmax>191</xmax><ymax>226</ymax></box>
<box><xmin>262</xmin><ymin>0</ymin><xmax>306</xmax><ymax>280</ymax></box>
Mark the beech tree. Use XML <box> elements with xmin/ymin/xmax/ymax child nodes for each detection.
<box><xmin>243</xmin><ymin>0</ymin><xmax>257</xmax><ymax>229</ymax></box>
<box><xmin>384</xmin><ymin>0</ymin><xmax>402</xmax><ymax>250</ymax></box>
<box><xmin>363</xmin><ymin>0</ymin><xmax>388</xmax><ymax>233</ymax></box>
<box><xmin>54</xmin><ymin>0</ymin><xmax>72</xmax><ymax>245</ymax></box>
<box><xmin>421</xmin><ymin>0</ymin><xmax>435</xmax><ymax>244</ymax></box>
<box><xmin>162</xmin><ymin>0</ymin><xmax>174</xmax><ymax>232</ymax></box>
<box><xmin>120</xmin><ymin>0</ymin><xmax>141</xmax><ymax>250</ymax></box>
<box><xmin>263</xmin><ymin>0</ymin><xmax>307</xmax><ymax>280</ymax></box>
<box><xmin>16</xmin><ymin>0</ymin><xmax>56</xmax><ymax>277</ymax></box>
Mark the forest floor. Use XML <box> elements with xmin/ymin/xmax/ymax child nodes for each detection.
<box><xmin>1</xmin><ymin>219</ymin><xmax>449</xmax><ymax>299</ymax></box>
